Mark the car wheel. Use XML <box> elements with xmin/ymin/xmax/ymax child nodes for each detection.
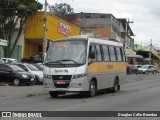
<box><xmin>153</xmin><ymin>71</ymin><xmax>155</xmax><ymax>74</ymax></box>
<box><xmin>112</xmin><ymin>79</ymin><xmax>120</xmax><ymax>93</ymax></box>
<box><xmin>14</xmin><ymin>78</ymin><xmax>20</xmax><ymax>86</ymax></box>
<box><xmin>87</xmin><ymin>80</ymin><xmax>96</xmax><ymax>97</ymax></box>
<box><xmin>49</xmin><ymin>91</ymin><xmax>58</xmax><ymax>98</ymax></box>
<box><xmin>34</xmin><ymin>79</ymin><xmax>37</xmax><ymax>85</ymax></box>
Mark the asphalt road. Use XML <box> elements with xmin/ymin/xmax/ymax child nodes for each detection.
<box><xmin>0</xmin><ymin>74</ymin><xmax>160</xmax><ymax>120</ymax></box>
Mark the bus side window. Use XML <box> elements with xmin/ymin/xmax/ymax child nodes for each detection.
<box><xmin>109</xmin><ymin>46</ymin><xmax>116</xmax><ymax>62</ymax></box>
<box><xmin>115</xmin><ymin>47</ymin><xmax>122</xmax><ymax>61</ymax></box>
<box><xmin>102</xmin><ymin>45</ymin><xmax>110</xmax><ymax>61</ymax></box>
<box><xmin>120</xmin><ymin>48</ymin><xmax>126</xmax><ymax>61</ymax></box>
<box><xmin>89</xmin><ymin>44</ymin><xmax>96</xmax><ymax>61</ymax></box>
<box><xmin>96</xmin><ymin>45</ymin><xmax>102</xmax><ymax>62</ymax></box>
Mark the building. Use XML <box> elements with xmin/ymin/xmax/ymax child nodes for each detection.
<box><xmin>70</xmin><ymin>13</ymin><xmax>135</xmax><ymax>54</ymax></box>
<box><xmin>136</xmin><ymin>45</ymin><xmax>160</xmax><ymax>64</ymax></box>
<box><xmin>118</xmin><ymin>19</ymin><xmax>135</xmax><ymax>55</ymax></box>
<box><xmin>23</xmin><ymin>11</ymin><xmax>79</xmax><ymax>58</ymax></box>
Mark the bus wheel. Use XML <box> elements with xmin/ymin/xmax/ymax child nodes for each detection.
<box><xmin>88</xmin><ymin>80</ymin><xmax>96</xmax><ymax>97</ymax></box>
<box><xmin>112</xmin><ymin>79</ymin><xmax>120</xmax><ymax>93</ymax></box>
<box><xmin>49</xmin><ymin>91</ymin><xmax>58</xmax><ymax>98</ymax></box>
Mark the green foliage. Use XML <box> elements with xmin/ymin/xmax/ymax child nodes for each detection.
<box><xmin>0</xmin><ymin>0</ymin><xmax>43</xmax><ymax>57</ymax></box>
<box><xmin>49</xmin><ymin>3</ymin><xmax>76</xmax><ymax>22</ymax></box>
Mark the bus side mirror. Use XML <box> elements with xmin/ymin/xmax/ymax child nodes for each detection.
<box><xmin>89</xmin><ymin>51</ymin><xmax>95</xmax><ymax>59</ymax></box>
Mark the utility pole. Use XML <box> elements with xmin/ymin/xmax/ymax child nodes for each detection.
<box><xmin>43</xmin><ymin>0</ymin><xmax>48</xmax><ymax>61</ymax></box>
<box><xmin>149</xmin><ymin>39</ymin><xmax>152</xmax><ymax>65</ymax></box>
<box><xmin>124</xmin><ymin>19</ymin><xmax>133</xmax><ymax>54</ymax></box>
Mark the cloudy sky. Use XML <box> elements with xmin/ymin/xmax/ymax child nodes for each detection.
<box><xmin>38</xmin><ymin>0</ymin><xmax>160</xmax><ymax>47</ymax></box>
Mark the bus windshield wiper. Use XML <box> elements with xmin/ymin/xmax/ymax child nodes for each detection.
<box><xmin>46</xmin><ymin>61</ymin><xmax>65</xmax><ymax>66</ymax></box>
<box><xmin>59</xmin><ymin>59</ymin><xmax>79</xmax><ymax>65</ymax></box>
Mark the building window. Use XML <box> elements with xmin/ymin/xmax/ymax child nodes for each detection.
<box><xmin>101</xmin><ymin>15</ymin><xmax>106</xmax><ymax>18</ymax></box>
<box><xmin>86</xmin><ymin>16</ymin><xmax>91</xmax><ymax>18</ymax></box>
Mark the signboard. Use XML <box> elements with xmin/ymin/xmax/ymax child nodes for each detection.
<box><xmin>0</xmin><ymin>39</ymin><xmax>8</xmax><ymax>46</ymax></box>
<box><xmin>58</xmin><ymin>21</ymin><xmax>70</xmax><ymax>36</ymax></box>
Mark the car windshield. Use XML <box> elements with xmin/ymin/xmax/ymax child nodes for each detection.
<box><xmin>36</xmin><ymin>63</ymin><xmax>43</xmax><ymax>68</ymax></box>
<box><xmin>0</xmin><ymin>59</ymin><xmax>4</xmax><ymax>63</ymax></box>
<box><xmin>45</xmin><ymin>40</ymin><xmax>87</xmax><ymax>66</ymax></box>
<box><xmin>34</xmin><ymin>64</ymin><xmax>43</xmax><ymax>71</ymax></box>
<box><xmin>12</xmin><ymin>60</ymin><xmax>20</xmax><ymax>63</ymax></box>
<box><xmin>141</xmin><ymin>65</ymin><xmax>149</xmax><ymax>69</ymax></box>
<box><xmin>9</xmin><ymin>65</ymin><xmax>25</xmax><ymax>72</ymax></box>
<box><xmin>25</xmin><ymin>64</ymin><xmax>39</xmax><ymax>71</ymax></box>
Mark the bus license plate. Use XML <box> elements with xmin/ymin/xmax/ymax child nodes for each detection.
<box><xmin>56</xmin><ymin>80</ymin><xmax>66</xmax><ymax>84</ymax></box>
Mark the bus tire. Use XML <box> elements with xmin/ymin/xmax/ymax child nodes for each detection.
<box><xmin>49</xmin><ymin>91</ymin><xmax>58</xmax><ymax>98</ymax></box>
<box><xmin>87</xmin><ymin>80</ymin><xmax>96</xmax><ymax>97</ymax></box>
<box><xmin>112</xmin><ymin>79</ymin><xmax>120</xmax><ymax>93</ymax></box>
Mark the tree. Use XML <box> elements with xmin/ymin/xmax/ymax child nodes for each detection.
<box><xmin>49</xmin><ymin>3</ymin><xmax>75</xmax><ymax>22</ymax></box>
<box><xmin>0</xmin><ymin>0</ymin><xmax>43</xmax><ymax>57</ymax></box>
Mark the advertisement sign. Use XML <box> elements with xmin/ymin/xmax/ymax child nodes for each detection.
<box><xmin>58</xmin><ymin>21</ymin><xmax>70</xmax><ymax>36</ymax></box>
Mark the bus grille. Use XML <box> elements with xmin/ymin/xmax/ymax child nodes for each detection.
<box><xmin>52</xmin><ymin>75</ymin><xmax>72</xmax><ymax>88</ymax></box>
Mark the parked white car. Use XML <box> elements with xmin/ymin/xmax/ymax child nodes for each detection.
<box><xmin>13</xmin><ymin>63</ymin><xmax>43</xmax><ymax>84</ymax></box>
<box><xmin>138</xmin><ymin>65</ymin><xmax>155</xmax><ymax>74</ymax></box>
<box><xmin>2</xmin><ymin>58</ymin><xmax>20</xmax><ymax>63</ymax></box>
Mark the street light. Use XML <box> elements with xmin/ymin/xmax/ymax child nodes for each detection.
<box><xmin>43</xmin><ymin>0</ymin><xmax>48</xmax><ymax>61</ymax></box>
<box><xmin>124</xmin><ymin>19</ymin><xmax>134</xmax><ymax>54</ymax></box>
<box><xmin>149</xmin><ymin>39</ymin><xmax>152</xmax><ymax>65</ymax></box>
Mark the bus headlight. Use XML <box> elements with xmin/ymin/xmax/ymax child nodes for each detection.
<box><xmin>72</xmin><ymin>74</ymin><xmax>87</xmax><ymax>79</ymax></box>
<box><xmin>44</xmin><ymin>74</ymin><xmax>52</xmax><ymax>79</ymax></box>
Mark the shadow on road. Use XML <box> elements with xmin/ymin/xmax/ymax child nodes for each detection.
<box><xmin>47</xmin><ymin>90</ymin><xmax>117</xmax><ymax>99</ymax></box>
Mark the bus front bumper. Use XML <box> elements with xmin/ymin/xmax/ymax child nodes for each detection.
<box><xmin>43</xmin><ymin>77</ymin><xmax>90</xmax><ymax>92</ymax></box>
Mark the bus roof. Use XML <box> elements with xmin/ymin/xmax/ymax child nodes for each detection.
<box><xmin>53</xmin><ymin>35</ymin><xmax>123</xmax><ymax>47</ymax></box>
<box><xmin>88</xmin><ymin>38</ymin><xmax>123</xmax><ymax>47</ymax></box>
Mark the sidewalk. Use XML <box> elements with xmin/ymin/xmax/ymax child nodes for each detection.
<box><xmin>0</xmin><ymin>85</ymin><xmax>46</xmax><ymax>100</ymax></box>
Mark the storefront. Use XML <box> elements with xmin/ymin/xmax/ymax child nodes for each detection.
<box><xmin>23</xmin><ymin>12</ymin><xmax>80</xmax><ymax>58</ymax></box>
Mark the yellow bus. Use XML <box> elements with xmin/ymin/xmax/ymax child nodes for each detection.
<box><xmin>43</xmin><ymin>36</ymin><xmax>126</xmax><ymax>97</ymax></box>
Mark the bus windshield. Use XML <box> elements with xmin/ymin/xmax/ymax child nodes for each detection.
<box><xmin>45</xmin><ymin>40</ymin><xmax>87</xmax><ymax>66</ymax></box>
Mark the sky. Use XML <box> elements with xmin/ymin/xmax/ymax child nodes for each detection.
<box><xmin>38</xmin><ymin>0</ymin><xmax>160</xmax><ymax>47</ymax></box>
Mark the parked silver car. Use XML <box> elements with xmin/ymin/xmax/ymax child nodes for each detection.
<box><xmin>127</xmin><ymin>64</ymin><xmax>142</xmax><ymax>75</ymax></box>
<box><xmin>138</xmin><ymin>65</ymin><xmax>155</xmax><ymax>74</ymax></box>
<box><xmin>13</xmin><ymin>63</ymin><xmax>43</xmax><ymax>84</ymax></box>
